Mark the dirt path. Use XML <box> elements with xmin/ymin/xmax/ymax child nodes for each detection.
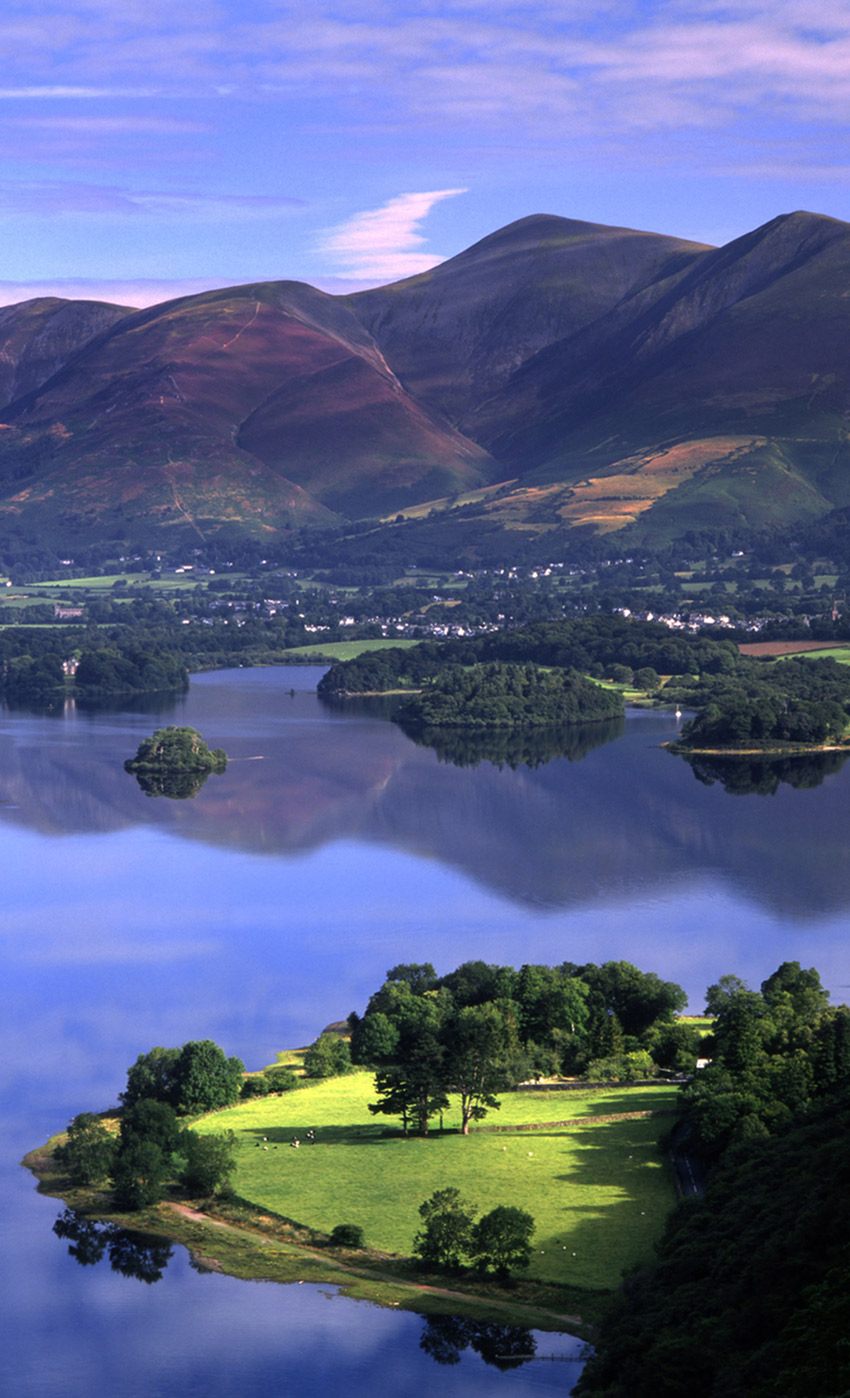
<box><xmin>166</xmin><ymin>1204</ymin><xmax>584</xmax><ymax>1328</ymax></box>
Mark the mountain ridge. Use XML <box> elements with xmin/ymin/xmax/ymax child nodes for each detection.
<box><xmin>2</xmin><ymin>208</ymin><xmax>850</xmax><ymax>551</ymax></box>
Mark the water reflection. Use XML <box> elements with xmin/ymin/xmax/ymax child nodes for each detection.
<box><xmin>419</xmin><ymin>1314</ymin><xmax>536</xmax><ymax>1369</ymax></box>
<box><xmin>130</xmin><ymin>768</ymin><xmax>214</xmax><ymax>799</ymax></box>
<box><xmin>399</xmin><ymin>717</ymin><xmax>624</xmax><ymax>770</ymax></box>
<box><xmin>3</xmin><ymin>667</ymin><xmax>850</xmax><ymax>923</ymax></box>
<box><xmin>53</xmin><ymin>1209</ymin><xmax>173</xmax><ymax>1283</ymax></box>
<box><xmin>680</xmin><ymin>748</ymin><xmax>850</xmax><ymax>796</ymax></box>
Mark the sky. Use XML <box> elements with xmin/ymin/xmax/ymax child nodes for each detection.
<box><xmin>2</xmin><ymin>0</ymin><xmax>850</xmax><ymax>306</ymax></box>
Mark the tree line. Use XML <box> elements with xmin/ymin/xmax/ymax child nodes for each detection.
<box><xmin>347</xmin><ymin>958</ymin><xmax>691</xmax><ymax>1137</ymax></box>
<box><xmin>576</xmin><ymin>961</ymin><xmax>850</xmax><ymax>1396</ymax></box>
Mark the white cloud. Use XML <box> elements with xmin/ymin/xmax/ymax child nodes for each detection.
<box><xmin>318</xmin><ymin>188</ymin><xmax>467</xmax><ymax>279</ymax></box>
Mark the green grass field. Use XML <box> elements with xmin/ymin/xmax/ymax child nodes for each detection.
<box><xmin>281</xmin><ymin>638</ymin><xmax>421</xmax><ymax>661</ymax></box>
<box><xmin>794</xmin><ymin>646</ymin><xmax>850</xmax><ymax>666</ymax></box>
<box><xmin>198</xmin><ymin>1074</ymin><xmax>678</xmax><ymax>1291</ymax></box>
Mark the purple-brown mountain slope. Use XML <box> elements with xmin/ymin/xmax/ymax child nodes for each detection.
<box><xmin>462</xmin><ymin>212</ymin><xmax>850</xmax><ymax>539</ymax></box>
<box><xmin>0</xmin><ymin>296</ymin><xmax>131</xmax><ymax>408</ymax></box>
<box><xmin>4</xmin><ymin>209</ymin><xmax>850</xmax><ymax>546</ymax></box>
<box><xmin>0</xmin><ymin>281</ymin><xmax>491</xmax><ymax>539</ymax></box>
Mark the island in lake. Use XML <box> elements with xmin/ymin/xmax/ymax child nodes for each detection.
<box><xmin>124</xmin><ymin>726</ymin><xmax>228</xmax><ymax>799</ymax></box>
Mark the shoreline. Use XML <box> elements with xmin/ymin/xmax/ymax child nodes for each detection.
<box><xmin>664</xmin><ymin>741</ymin><xmax>850</xmax><ymax>756</ymax></box>
<box><xmin>22</xmin><ymin>1140</ymin><xmax>595</xmax><ymax>1337</ymax></box>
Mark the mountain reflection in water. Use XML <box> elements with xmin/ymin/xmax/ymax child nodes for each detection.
<box><xmin>2</xmin><ymin>668</ymin><xmax>850</xmax><ymax>924</ymax></box>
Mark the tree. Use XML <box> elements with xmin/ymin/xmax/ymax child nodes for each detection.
<box><xmin>414</xmin><ymin>1188</ymin><xmax>477</xmax><ymax>1271</ymax></box>
<box><xmin>55</xmin><ymin>1113</ymin><xmax>116</xmax><ymax>1186</ymax></box>
<box><xmin>119</xmin><ymin>1097</ymin><xmax>180</xmax><ymax>1156</ymax></box>
<box><xmin>121</xmin><ymin>1046</ymin><xmax>180</xmax><ymax>1109</ymax></box>
<box><xmin>385</xmin><ymin>962</ymin><xmax>438</xmax><ymax>995</ymax></box>
<box><xmin>704</xmin><ymin>974</ymin><xmax>749</xmax><ymax>1017</ymax></box>
<box><xmin>173</xmin><ymin>1039</ymin><xmax>244</xmax><ymax>1115</ymax></box>
<box><xmin>348</xmin><ymin>1010</ymin><xmax>399</xmax><ymax>1066</ymax></box>
<box><xmin>303</xmin><ymin>1033</ymin><xmax>352</xmax><ymax>1079</ymax></box>
<box><xmin>112</xmin><ymin>1137</ymin><xmax>169</xmax><ymax>1210</ymax></box>
<box><xmin>368</xmin><ymin>999</ymin><xmax>449</xmax><ymax>1136</ymax></box>
<box><xmin>470</xmin><ymin>1205</ymin><xmax>535</xmax><ymax>1278</ymax></box>
<box><xmin>443</xmin><ymin>1003</ymin><xmax>509</xmax><ymax>1134</ymax></box>
<box><xmin>581</xmin><ymin>961</ymin><xmax>687</xmax><ymax>1037</ymax></box>
<box><xmin>329</xmin><ymin>1223</ymin><xmax>364</xmax><ymax>1248</ymax></box>
<box><xmin>179</xmin><ymin>1129</ymin><xmax>237</xmax><ymax>1197</ymax></box>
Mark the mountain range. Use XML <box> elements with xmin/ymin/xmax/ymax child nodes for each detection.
<box><xmin>2</xmin><ymin>208</ymin><xmax>850</xmax><ymax>551</ymax></box>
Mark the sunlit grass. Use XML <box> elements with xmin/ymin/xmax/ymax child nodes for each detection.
<box><xmin>198</xmin><ymin>1075</ymin><xmax>677</xmax><ymax>1290</ymax></box>
<box><xmin>281</xmin><ymin>639</ymin><xmax>421</xmax><ymax>660</ymax></box>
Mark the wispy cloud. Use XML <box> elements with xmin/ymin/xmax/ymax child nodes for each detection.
<box><xmin>0</xmin><ymin>179</ymin><xmax>304</xmax><ymax>220</ymax></box>
<box><xmin>318</xmin><ymin>188</ymin><xmax>467</xmax><ymax>280</ymax></box>
<box><xmin>0</xmin><ymin>86</ymin><xmax>160</xmax><ymax>99</ymax></box>
<box><xmin>4</xmin><ymin>2</ymin><xmax>850</xmax><ymax>140</ymax></box>
<box><xmin>9</xmin><ymin>115</ymin><xmax>206</xmax><ymax>133</ymax></box>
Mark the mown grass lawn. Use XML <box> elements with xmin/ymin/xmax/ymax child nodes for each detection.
<box><xmin>197</xmin><ymin>1075</ymin><xmax>678</xmax><ymax>1291</ymax></box>
<box><xmin>281</xmin><ymin>638</ymin><xmax>421</xmax><ymax>661</ymax></box>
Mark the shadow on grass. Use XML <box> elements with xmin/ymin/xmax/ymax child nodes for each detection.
<box><xmin>579</xmin><ymin>1088</ymin><xmax>678</xmax><ymax>1117</ymax></box>
<box><xmin>242</xmin><ymin>1123</ymin><xmax>463</xmax><ymax>1147</ymax></box>
<box><xmin>530</xmin><ymin>1114</ymin><xmax>676</xmax><ymax>1289</ymax></box>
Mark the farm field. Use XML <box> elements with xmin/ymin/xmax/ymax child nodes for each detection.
<box><xmin>198</xmin><ymin>1073</ymin><xmax>678</xmax><ymax>1292</ymax></box>
<box><xmin>281</xmin><ymin>638</ymin><xmax>421</xmax><ymax>661</ymax></box>
<box><xmin>738</xmin><ymin>639</ymin><xmax>850</xmax><ymax>658</ymax></box>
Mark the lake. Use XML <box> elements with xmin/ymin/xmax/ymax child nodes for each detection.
<box><xmin>4</xmin><ymin>665</ymin><xmax>850</xmax><ymax>1395</ymax></box>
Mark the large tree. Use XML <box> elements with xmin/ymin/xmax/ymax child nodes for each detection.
<box><xmin>174</xmin><ymin>1040</ymin><xmax>244</xmax><ymax>1115</ymax></box>
<box><xmin>413</xmin><ymin>1188</ymin><xmax>477</xmax><ymax>1271</ymax></box>
<box><xmin>444</xmin><ymin>1003</ymin><xmax>511</xmax><ymax>1134</ymax></box>
<box><xmin>368</xmin><ymin>998</ymin><xmax>449</xmax><ymax>1136</ymax></box>
<box><xmin>470</xmin><ymin>1206</ymin><xmax>535</xmax><ymax>1279</ymax></box>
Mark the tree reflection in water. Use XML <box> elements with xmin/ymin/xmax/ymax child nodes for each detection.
<box><xmin>681</xmin><ymin>748</ymin><xmax>850</xmax><ymax>796</ymax></box>
<box><xmin>132</xmin><ymin>769</ymin><xmax>212</xmax><ymax>799</ymax></box>
<box><xmin>401</xmin><ymin>717</ymin><xmax>625</xmax><ymax>771</ymax></box>
<box><xmin>419</xmin><ymin>1313</ymin><xmax>536</xmax><ymax>1369</ymax></box>
<box><xmin>53</xmin><ymin>1209</ymin><xmax>173</xmax><ymax>1283</ymax></box>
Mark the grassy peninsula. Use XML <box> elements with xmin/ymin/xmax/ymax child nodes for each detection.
<box><xmin>26</xmin><ymin>1071</ymin><xmax>678</xmax><ymax>1332</ymax></box>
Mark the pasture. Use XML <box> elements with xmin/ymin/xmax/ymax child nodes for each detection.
<box><xmin>198</xmin><ymin>1074</ymin><xmax>678</xmax><ymax>1291</ymax></box>
<box><xmin>281</xmin><ymin>638</ymin><xmax>421</xmax><ymax>661</ymax></box>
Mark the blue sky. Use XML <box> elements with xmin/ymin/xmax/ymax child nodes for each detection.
<box><xmin>2</xmin><ymin>0</ymin><xmax>850</xmax><ymax>305</ymax></box>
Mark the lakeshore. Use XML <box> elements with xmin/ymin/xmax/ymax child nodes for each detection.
<box><xmin>24</xmin><ymin>1073</ymin><xmax>681</xmax><ymax>1336</ymax></box>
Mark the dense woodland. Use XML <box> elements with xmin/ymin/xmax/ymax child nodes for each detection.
<box><xmin>578</xmin><ymin>963</ymin><xmax>850</xmax><ymax>1397</ymax></box>
<box><xmin>320</xmin><ymin>616</ymin><xmax>850</xmax><ymax>747</ymax></box>
<box><xmin>394</xmin><ymin>662</ymin><xmax>623</xmax><ymax>729</ymax></box>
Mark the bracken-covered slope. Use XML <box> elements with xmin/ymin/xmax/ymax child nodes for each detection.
<box><xmin>460</xmin><ymin>211</ymin><xmax>850</xmax><ymax>540</ymax></box>
<box><xmin>3</xmin><ymin>209</ymin><xmax>850</xmax><ymax>548</ymax></box>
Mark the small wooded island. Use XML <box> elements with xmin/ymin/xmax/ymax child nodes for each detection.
<box><xmin>124</xmin><ymin>726</ymin><xmax>228</xmax><ymax>799</ymax></box>
<box><xmin>394</xmin><ymin>661</ymin><xmax>622</xmax><ymax>729</ymax></box>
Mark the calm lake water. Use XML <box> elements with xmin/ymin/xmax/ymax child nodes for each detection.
<box><xmin>4</xmin><ymin>666</ymin><xmax>850</xmax><ymax>1395</ymax></box>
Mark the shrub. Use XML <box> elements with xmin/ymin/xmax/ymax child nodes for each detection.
<box><xmin>240</xmin><ymin>1075</ymin><xmax>271</xmax><ymax>1099</ymax></box>
<box><xmin>329</xmin><ymin>1224</ymin><xmax>364</xmax><ymax>1248</ymax></box>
